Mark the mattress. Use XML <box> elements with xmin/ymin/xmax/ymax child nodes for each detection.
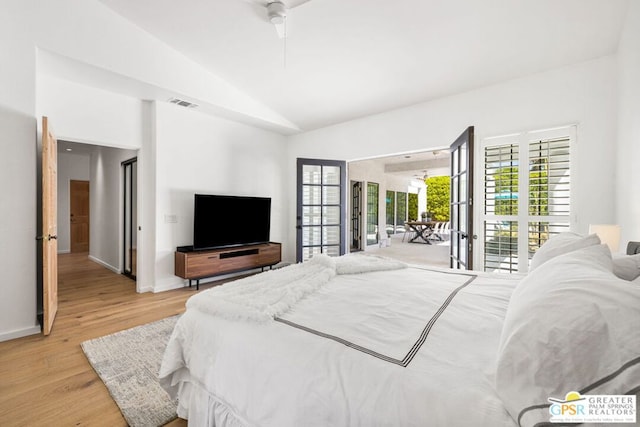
<box><xmin>160</xmin><ymin>264</ymin><xmax>521</xmax><ymax>426</ymax></box>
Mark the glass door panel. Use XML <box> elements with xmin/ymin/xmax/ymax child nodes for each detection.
<box><xmin>450</xmin><ymin>127</ymin><xmax>474</xmax><ymax>270</ymax></box>
<box><xmin>297</xmin><ymin>159</ymin><xmax>346</xmax><ymax>262</ymax></box>
<box><xmin>351</xmin><ymin>181</ymin><xmax>362</xmax><ymax>251</ymax></box>
<box><xmin>367</xmin><ymin>183</ymin><xmax>379</xmax><ymax>245</ymax></box>
<box><xmin>386</xmin><ymin>190</ymin><xmax>395</xmax><ymax>236</ymax></box>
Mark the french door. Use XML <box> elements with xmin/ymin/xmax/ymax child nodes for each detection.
<box><xmin>351</xmin><ymin>181</ymin><xmax>363</xmax><ymax>252</ymax></box>
<box><xmin>296</xmin><ymin>159</ymin><xmax>347</xmax><ymax>262</ymax></box>
<box><xmin>450</xmin><ymin>126</ymin><xmax>475</xmax><ymax>270</ymax></box>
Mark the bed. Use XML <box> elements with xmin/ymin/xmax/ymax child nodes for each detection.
<box><xmin>160</xmin><ymin>234</ymin><xmax>640</xmax><ymax>427</ymax></box>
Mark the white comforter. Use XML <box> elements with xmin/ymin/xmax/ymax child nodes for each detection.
<box><xmin>160</xmin><ymin>258</ymin><xmax>520</xmax><ymax>427</ymax></box>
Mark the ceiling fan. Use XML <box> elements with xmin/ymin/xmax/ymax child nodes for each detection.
<box><xmin>412</xmin><ymin>152</ymin><xmax>445</xmax><ymax>180</ymax></box>
<box><xmin>413</xmin><ymin>170</ymin><xmax>430</xmax><ymax>181</ymax></box>
<box><xmin>244</xmin><ymin>0</ymin><xmax>315</xmax><ymax>38</ymax></box>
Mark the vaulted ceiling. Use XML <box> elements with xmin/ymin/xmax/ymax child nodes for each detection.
<box><xmin>98</xmin><ymin>0</ymin><xmax>629</xmax><ymax>132</ymax></box>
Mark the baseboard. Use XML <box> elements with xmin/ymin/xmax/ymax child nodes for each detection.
<box><xmin>152</xmin><ymin>281</ymin><xmax>186</xmax><ymax>293</ymax></box>
<box><xmin>87</xmin><ymin>255</ymin><xmax>120</xmax><ymax>274</ymax></box>
<box><xmin>0</xmin><ymin>325</ymin><xmax>41</xmax><ymax>343</ymax></box>
<box><xmin>58</xmin><ymin>249</ymin><xmax>70</xmax><ymax>254</ymax></box>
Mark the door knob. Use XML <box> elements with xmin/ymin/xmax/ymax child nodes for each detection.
<box><xmin>36</xmin><ymin>234</ymin><xmax>57</xmax><ymax>241</ymax></box>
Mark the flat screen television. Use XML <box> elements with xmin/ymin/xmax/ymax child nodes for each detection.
<box><xmin>193</xmin><ymin>194</ymin><xmax>271</xmax><ymax>250</ymax></box>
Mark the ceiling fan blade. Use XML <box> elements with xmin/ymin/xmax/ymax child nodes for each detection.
<box><xmin>241</xmin><ymin>0</ymin><xmax>268</xmax><ymax>6</ymax></box>
<box><xmin>240</xmin><ymin>0</ymin><xmax>270</xmax><ymax>21</ymax></box>
<box><xmin>286</xmin><ymin>0</ymin><xmax>314</xmax><ymax>8</ymax></box>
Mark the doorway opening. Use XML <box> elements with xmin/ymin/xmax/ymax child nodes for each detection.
<box><xmin>347</xmin><ymin>149</ymin><xmax>451</xmax><ymax>266</ymax></box>
<box><xmin>56</xmin><ymin>140</ymin><xmax>138</xmax><ymax>284</ymax></box>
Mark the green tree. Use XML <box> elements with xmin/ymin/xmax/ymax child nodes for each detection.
<box><xmin>425</xmin><ymin>176</ymin><xmax>450</xmax><ymax>221</ymax></box>
<box><xmin>529</xmin><ymin>161</ymin><xmax>548</xmax><ymax>216</ymax></box>
<box><xmin>489</xmin><ymin>163</ymin><xmax>550</xmax><ymax>253</ymax></box>
<box><xmin>491</xmin><ymin>163</ymin><xmax>549</xmax><ymax>216</ymax></box>
<box><xmin>492</xmin><ymin>166</ymin><xmax>519</xmax><ymax>215</ymax></box>
<box><xmin>408</xmin><ymin>193</ymin><xmax>418</xmax><ymax>221</ymax></box>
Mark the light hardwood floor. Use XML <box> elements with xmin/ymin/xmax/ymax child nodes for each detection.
<box><xmin>0</xmin><ymin>252</ymin><xmax>209</xmax><ymax>426</ymax></box>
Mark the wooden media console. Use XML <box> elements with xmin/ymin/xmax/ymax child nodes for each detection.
<box><xmin>175</xmin><ymin>242</ymin><xmax>281</xmax><ymax>290</ymax></box>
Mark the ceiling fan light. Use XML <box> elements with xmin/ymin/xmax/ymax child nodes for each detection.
<box><xmin>267</xmin><ymin>1</ymin><xmax>287</xmax><ymax>25</ymax></box>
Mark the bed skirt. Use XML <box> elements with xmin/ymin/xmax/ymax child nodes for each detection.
<box><xmin>176</xmin><ymin>381</ymin><xmax>249</xmax><ymax>427</ymax></box>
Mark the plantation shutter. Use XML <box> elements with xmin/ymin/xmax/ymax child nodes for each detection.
<box><xmin>483</xmin><ymin>141</ymin><xmax>520</xmax><ymax>272</ymax></box>
<box><xmin>481</xmin><ymin>127</ymin><xmax>574</xmax><ymax>273</ymax></box>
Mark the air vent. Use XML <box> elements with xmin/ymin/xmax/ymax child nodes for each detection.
<box><xmin>167</xmin><ymin>97</ymin><xmax>198</xmax><ymax>109</ymax></box>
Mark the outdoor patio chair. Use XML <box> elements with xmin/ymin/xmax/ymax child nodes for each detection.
<box><xmin>402</xmin><ymin>223</ymin><xmax>415</xmax><ymax>242</ymax></box>
<box><xmin>428</xmin><ymin>222</ymin><xmax>444</xmax><ymax>241</ymax></box>
<box><xmin>440</xmin><ymin>222</ymin><xmax>450</xmax><ymax>240</ymax></box>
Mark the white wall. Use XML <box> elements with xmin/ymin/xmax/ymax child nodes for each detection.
<box><xmin>152</xmin><ymin>103</ymin><xmax>288</xmax><ymax>291</ymax></box>
<box><xmin>0</xmin><ymin>108</ymin><xmax>39</xmax><ymax>341</ymax></box>
<box><xmin>57</xmin><ymin>151</ymin><xmax>90</xmax><ymax>253</ymax></box>
<box><xmin>89</xmin><ymin>145</ymin><xmax>137</xmax><ymax>273</ymax></box>
<box><xmin>616</xmin><ymin>2</ymin><xmax>640</xmax><ymax>245</ymax></box>
<box><xmin>37</xmin><ymin>74</ymin><xmax>144</xmax><ymax>149</ymax></box>
<box><xmin>138</xmin><ymin>101</ymin><xmax>157</xmax><ymax>293</ymax></box>
<box><xmin>287</xmin><ymin>56</ymin><xmax>618</xmax><ymax>263</ymax></box>
<box><xmin>0</xmin><ymin>2</ymin><xmax>39</xmax><ymax>341</ymax></box>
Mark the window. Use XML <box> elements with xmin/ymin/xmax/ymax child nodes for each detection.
<box><xmin>481</xmin><ymin>126</ymin><xmax>574</xmax><ymax>273</ymax></box>
<box><xmin>367</xmin><ymin>183</ymin><xmax>379</xmax><ymax>245</ymax></box>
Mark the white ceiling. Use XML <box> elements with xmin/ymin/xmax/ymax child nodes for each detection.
<box><xmin>97</xmin><ymin>0</ymin><xmax>629</xmax><ymax>132</ymax></box>
<box><xmin>353</xmin><ymin>149</ymin><xmax>450</xmax><ymax>181</ymax></box>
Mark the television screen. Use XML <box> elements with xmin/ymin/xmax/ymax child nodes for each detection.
<box><xmin>193</xmin><ymin>194</ymin><xmax>271</xmax><ymax>250</ymax></box>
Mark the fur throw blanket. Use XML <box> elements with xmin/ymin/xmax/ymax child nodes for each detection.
<box><xmin>186</xmin><ymin>254</ymin><xmax>407</xmax><ymax>322</ymax></box>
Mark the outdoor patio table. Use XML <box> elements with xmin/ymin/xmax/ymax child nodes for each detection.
<box><xmin>405</xmin><ymin>221</ymin><xmax>437</xmax><ymax>244</ymax></box>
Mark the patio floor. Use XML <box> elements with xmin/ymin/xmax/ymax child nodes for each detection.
<box><xmin>364</xmin><ymin>233</ymin><xmax>450</xmax><ymax>268</ymax></box>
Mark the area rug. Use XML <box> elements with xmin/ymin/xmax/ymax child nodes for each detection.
<box><xmin>81</xmin><ymin>315</ymin><xmax>179</xmax><ymax>427</ymax></box>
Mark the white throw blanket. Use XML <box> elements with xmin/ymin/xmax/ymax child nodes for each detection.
<box><xmin>185</xmin><ymin>254</ymin><xmax>407</xmax><ymax>322</ymax></box>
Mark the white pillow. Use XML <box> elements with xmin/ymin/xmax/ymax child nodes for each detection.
<box><xmin>495</xmin><ymin>244</ymin><xmax>640</xmax><ymax>427</ymax></box>
<box><xmin>612</xmin><ymin>253</ymin><xmax>640</xmax><ymax>281</ymax></box>
<box><xmin>529</xmin><ymin>232</ymin><xmax>600</xmax><ymax>271</ymax></box>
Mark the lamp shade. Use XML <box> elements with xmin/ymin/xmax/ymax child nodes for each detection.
<box><xmin>588</xmin><ymin>224</ymin><xmax>621</xmax><ymax>253</ymax></box>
